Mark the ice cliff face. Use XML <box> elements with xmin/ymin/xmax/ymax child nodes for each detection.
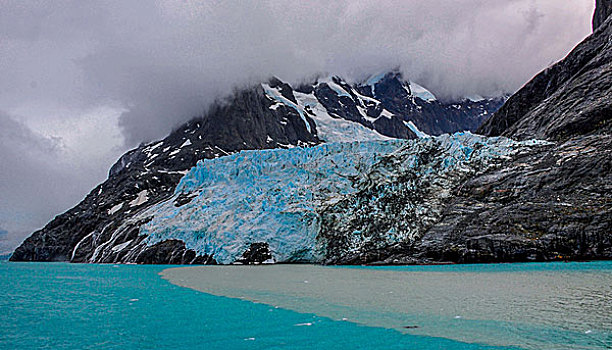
<box><xmin>80</xmin><ymin>133</ymin><xmax>544</xmax><ymax>265</ymax></box>
<box><xmin>138</xmin><ymin>141</ymin><xmax>406</xmax><ymax>264</ymax></box>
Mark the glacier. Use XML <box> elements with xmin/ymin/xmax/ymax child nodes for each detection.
<box><xmin>134</xmin><ymin>133</ymin><xmax>545</xmax><ymax>264</ymax></box>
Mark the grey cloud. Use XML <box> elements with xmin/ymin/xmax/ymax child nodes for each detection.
<box><xmin>0</xmin><ymin>111</ymin><xmax>116</xmax><ymax>250</ymax></box>
<box><xmin>1</xmin><ymin>0</ymin><xmax>595</xmax><ymax>144</ymax></box>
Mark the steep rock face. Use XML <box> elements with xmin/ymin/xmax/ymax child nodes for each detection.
<box><xmin>478</xmin><ymin>15</ymin><xmax>612</xmax><ymax>141</ymax></box>
<box><xmin>377</xmin><ymin>135</ymin><xmax>612</xmax><ymax>264</ymax></box>
<box><xmin>594</xmin><ymin>0</ymin><xmax>612</xmax><ymax>31</ymax></box>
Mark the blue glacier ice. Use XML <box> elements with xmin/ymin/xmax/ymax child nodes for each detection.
<box><xmin>137</xmin><ymin>133</ymin><xmax>545</xmax><ymax>264</ymax></box>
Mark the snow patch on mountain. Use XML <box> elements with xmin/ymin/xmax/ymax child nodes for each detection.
<box><xmin>262</xmin><ymin>83</ymin><xmax>312</xmax><ymax>133</ymax></box>
<box><xmin>409</xmin><ymin>81</ymin><xmax>437</xmax><ymax>102</ymax></box>
<box><xmin>294</xmin><ymin>92</ymin><xmax>392</xmax><ymax>143</ymax></box>
<box><xmin>319</xmin><ymin>77</ymin><xmax>352</xmax><ymax>98</ymax></box>
<box><xmin>129</xmin><ymin>190</ymin><xmax>149</xmax><ymax>207</ymax></box>
<box><xmin>465</xmin><ymin>94</ymin><xmax>485</xmax><ymax>102</ymax></box>
<box><xmin>403</xmin><ymin>121</ymin><xmax>429</xmax><ymax>138</ymax></box>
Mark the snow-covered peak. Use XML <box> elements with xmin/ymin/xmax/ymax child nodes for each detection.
<box><xmin>465</xmin><ymin>94</ymin><xmax>485</xmax><ymax>102</ymax></box>
<box><xmin>409</xmin><ymin>81</ymin><xmax>437</xmax><ymax>102</ymax></box>
<box><xmin>317</xmin><ymin>76</ymin><xmax>352</xmax><ymax>98</ymax></box>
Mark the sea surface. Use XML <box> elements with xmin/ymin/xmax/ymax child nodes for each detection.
<box><xmin>1</xmin><ymin>261</ymin><xmax>611</xmax><ymax>349</ymax></box>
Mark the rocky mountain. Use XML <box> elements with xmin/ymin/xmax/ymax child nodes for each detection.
<box><xmin>11</xmin><ymin>73</ymin><xmax>504</xmax><ymax>263</ymax></box>
<box><xmin>12</xmin><ymin>3</ymin><xmax>611</xmax><ymax>265</ymax></box>
<box><xmin>406</xmin><ymin>6</ymin><xmax>612</xmax><ymax>264</ymax></box>
<box><xmin>478</xmin><ymin>10</ymin><xmax>612</xmax><ymax>141</ymax></box>
<box><xmin>594</xmin><ymin>0</ymin><xmax>612</xmax><ymax>30</ymax></box>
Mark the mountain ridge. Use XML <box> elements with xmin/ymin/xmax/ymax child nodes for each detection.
<box><xmin>11</xmin><ymin>72</ymin><xmax>504</xmax><ymax>263</ymax></box>
<box><xmin>11</xmin><ymin>2</ymin><xmax>612</xmax><ymax>264</ymax></box>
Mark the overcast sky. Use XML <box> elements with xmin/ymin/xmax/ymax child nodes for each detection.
<box><xmin>0</xmin><ymin>0</ymin><xmax>595</xmax><ymax>254</ymax></box>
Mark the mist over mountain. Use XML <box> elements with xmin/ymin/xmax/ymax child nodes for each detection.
<box><xmin>1</xmin><ymin>0</ymin><xmax>594</xmax><ymax>143</ymax></box>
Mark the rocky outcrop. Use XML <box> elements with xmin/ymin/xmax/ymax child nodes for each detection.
<box><xmin>478</xmin><ymin>14</ymin><xmax>612</xmax><ymax>141</ymax></box>
<box><xmin>369</xmin><ymin>135</ymin><xmax>611</xmax><ymax>264</ymax></box>
<box><xmin>594</xmin><ymin>0</ymin><xmax>612</xmax><ymax>31</ymax></box>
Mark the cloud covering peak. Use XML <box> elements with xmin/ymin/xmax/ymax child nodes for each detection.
<box><xmin>1</xmin><ymin>0</ymin><xmax>594</xmax><ymax>144</ymax></box>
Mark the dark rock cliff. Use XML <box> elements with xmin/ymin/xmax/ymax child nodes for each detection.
<box><xmin>594</xmin><ymin>0</ymin><xmax>612</xmax><ymax>31</ymax></box>
<box><xmin>401</xmin><ymin>6</ymin><xmax>612</xmax><ymax>264</ymax></box>
<box><xmin>478</xmin><ymin>14</ymin><xmax>612</xmax><ymax>141</ymax></box>
<box><xmin>397</xmin><ymin>135</ymin><xmax>611</xmax><ymax>264</ymax></box>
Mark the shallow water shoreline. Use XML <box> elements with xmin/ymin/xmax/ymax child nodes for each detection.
<box><xmin>161</xmin><ymin>262</ymin><xmax>612</xmax><ymax>350</ymax></box>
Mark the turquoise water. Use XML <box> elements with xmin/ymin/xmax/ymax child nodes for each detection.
<box><xmin>163</xmin><ymin>261</ymin><xmax>612</xmax><ymax>350</ymax></box>
<box><xmin>1</xmin><ymin>262</ymin><xmax>511</xmax><ymax>350</ymax></box>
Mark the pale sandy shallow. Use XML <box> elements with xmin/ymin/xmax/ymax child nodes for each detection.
<box><xmin>161</xmin><ymin>264</ymin><xmax>612</xmax><ymax>349</ymax></box>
